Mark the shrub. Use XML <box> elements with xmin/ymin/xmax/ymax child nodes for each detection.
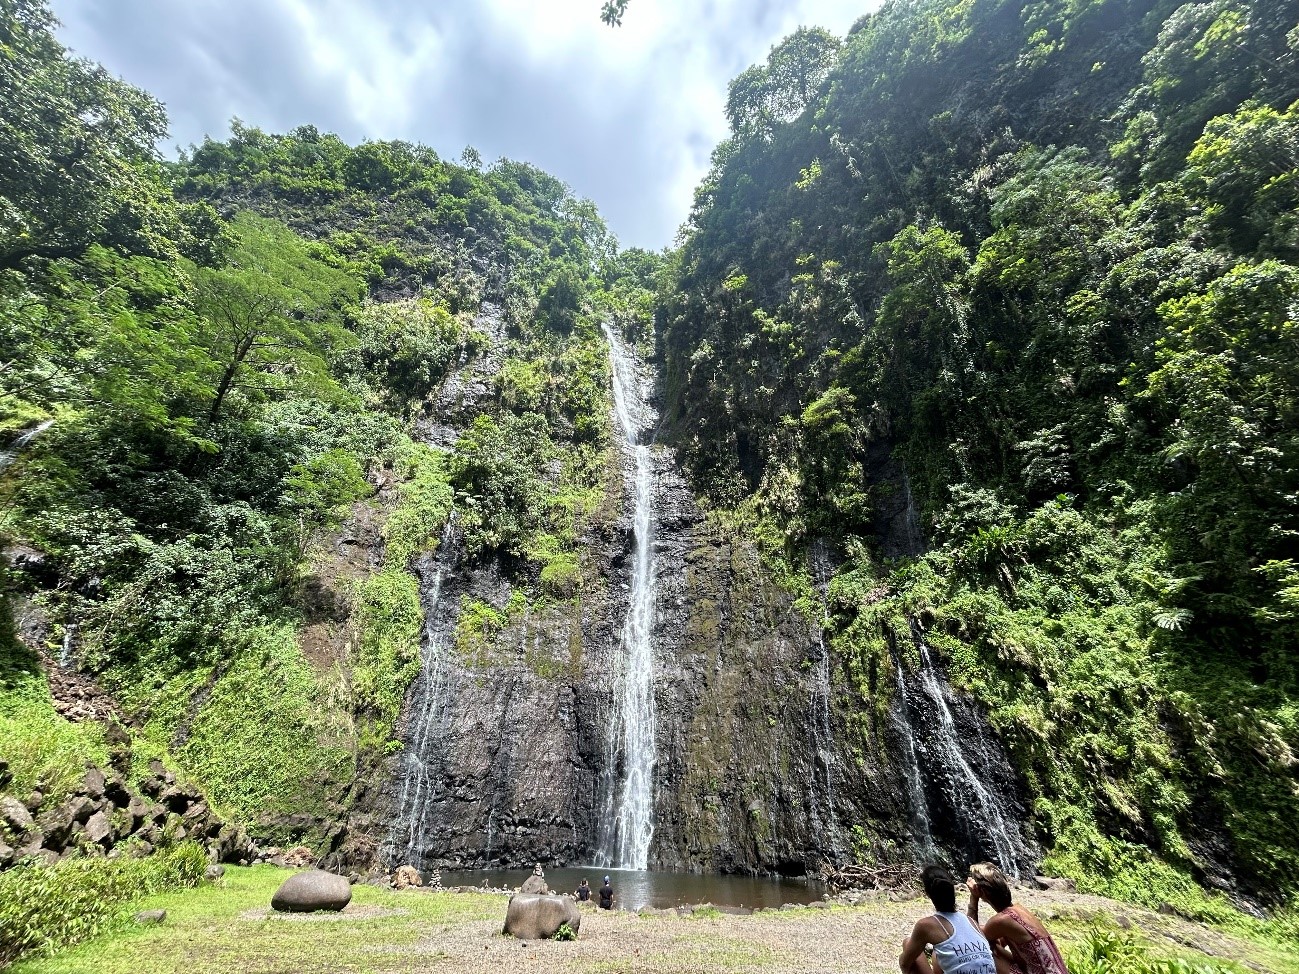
<box><xmin>1067</xmin><ymin>927</ymin><xmax>1242</xmax><ymax>974</ymax></box>
<box><xmin>552</xmin><ymin>922</ymin><xmax>577</xmax><ymax>941</ymax></box>
<box><xmin>0</xmin><ymin>842</ymin><xmax>207</xmax><ymax>965</ymax></box>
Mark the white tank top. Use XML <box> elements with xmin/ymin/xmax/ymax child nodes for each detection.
<box><xmin>931</xmin><ymin>912</ymin><xmax>997</xmax><ymax>974</ymax></box>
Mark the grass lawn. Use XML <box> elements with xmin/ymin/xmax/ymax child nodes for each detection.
<box><xmin>9</xmin><ymin>866</ymin><xmax>1295</xmax><ymax>974</ymax></box>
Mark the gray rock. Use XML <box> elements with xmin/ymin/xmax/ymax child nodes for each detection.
<box><xmin>0</xmin><ymin>839</ymin><xmax>13</xmax><ymax>868</ymax></box>
<box><xmin>80</xmin><ymin>767</ymin><xmax>106</xmax><ymax>799</ymax></box>
<box><xmin>205</xmin><ymin>864</ymin><xmax>225</xmax><ymax>881</ymax></box>
<box><xmin>134</xmin><ymin>909</ymin><xmax>167</xmax><ymax>924</ymax></box>
<box><xmin>503</xmin><ymin>893</ymin><xmax>581</xmax><ymax>940</ymax></box>
<box><xmin>84</xmin><ymin>811</ymin><xmax>112</xmax><ymax>845</ymax></box>
<box><xmin>16</xmin><ymin>831</ymin><xmax>46</xmax><ymax>860</ymax></box>
<box><xmin>270</xmin><ymin>870</ymin><xmax>352</xmax><ymax>913</ymax></box>
<box><xmin>0</xmin><ymin>795</ymin><xmax>34</xmax><ymax>834</ymax></box>
<box><xmin>104</xmin><ymin>775</ymin><xmax>131</xmax><ymax>808</ymax></box>
<box><xmin>1034</xmin><ymin>875</ymin><xmax>1076</xmax><ymax>893</ymax></box>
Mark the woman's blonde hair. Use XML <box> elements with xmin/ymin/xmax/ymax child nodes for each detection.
<box><xmin>970</xmin><ymin>862</ymin><xmax>1013</xmax><ymax>910</ymax></box>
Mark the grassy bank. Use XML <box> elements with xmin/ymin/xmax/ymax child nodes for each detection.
<box><xmin>8</xmin><ymin>866</ymin><xmax>1292</xmax><ymax>974</ymax></box>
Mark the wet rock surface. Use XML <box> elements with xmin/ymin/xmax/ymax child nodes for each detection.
<box><xmin>372</xmin><ymin>326</ymin><xmax>1034</xmax><ymax>879</ymax></box>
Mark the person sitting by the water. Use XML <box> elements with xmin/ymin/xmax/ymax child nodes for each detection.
<box><xmin>965</xmin><ymin>863</ymin><xmax>1069</xmax><ymax>974</ymax></box>
<box><xmin>576</xmin><ymin>878</ymin><xmax>591</xmax><ymax>901</ymax></box>
<box><xmin>900</xmin><ymin>864</ymin><xmax>997</xmax><ymax>974</ymax></box>
<box><xmin>599</xmin><ymin>876</ymin><xmax>614</xmax><ymax>910</ymax></box>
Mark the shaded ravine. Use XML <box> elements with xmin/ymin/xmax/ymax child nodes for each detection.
<box><xmin>597</xmin><ymin>322</ymin><xmax>658</xmax><ymax>871</ymax></box>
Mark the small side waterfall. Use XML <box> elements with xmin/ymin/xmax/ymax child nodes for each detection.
<box><xmin>598</xmin><ymin>322</ymin><xmax>658</xmax><ymax>870</ymax></box>
<box><xmin>806</xmin><ymin>541</ymin><xmax>843</xmax><ymax>862</ymax></box>
<box><xmin>890</xmin><ymin>658</ymin><xmax>938</xmax><ymax>858</ymax></box>
<box><xmin>894</xmin><ymin>619</ymin><xmax>1024</xmax><ymax>874</ymax></box>
<box><xmin>383</xmin><ymin>517</ymin><xmax>460</xmax><ymax>868</ymax></box>
<box><xmin>0</xmin><ymin>420</ymin><xmax>53</xmax><ymax>473</ymax></box>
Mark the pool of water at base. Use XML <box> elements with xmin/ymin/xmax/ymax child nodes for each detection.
<box><xmin>439</xmin><ymin>868</ymin><xmax>827</xmax><ymax>913</ymax></box>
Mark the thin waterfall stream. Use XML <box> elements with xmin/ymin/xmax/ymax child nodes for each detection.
<box><xmin>890</xmin><ymin>656</ymin><xmax>939</xmax><ymax>859</ymax></box>
<box><xmin>894</xmin><ymin>619</ymin><xmax>1023</xmax><ymax>874</ymax></box>
<box><xmin>807</xmin><ymin>542</ymin><xmax>843</xmax><ymax>863</ymax></box>
<box><xmin>383</xmin><ymin>517</ymin><xmax>460</xmax><ymax>868</ymax></box>
<box><xmin>599</xmin><ymin>322</ymin><xmax>658</xmax><ymax>870</ymax></box>
<box><xmin>0</xmin><ymin>420</ymin><xmax>53</xmax><ymax>473</ymax></box>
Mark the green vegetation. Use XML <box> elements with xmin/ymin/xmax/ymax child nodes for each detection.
<box><xmin>0</xmin><ymin>842</ymin><xmax>207</xmax><ymax>966</ymax></box>
<box><xmin>0</xmin><ymin>0</ymin><xmax>653</xmax><ymax>853</ymax></box>
<box><xmin>1068</xmin><ymin>926</ymin><xmax>1243</xmax><ymax>974</ymax></box>
<box><xmin>0</xmin><ymin>641</ymin><xmax>109</xmax><ymax>805</ymax></box>
<box><xmin>5</xmin><ymin>865</ymin><xmax>503</xmax><ymax>974</ymax></box>
<box><xmin>662</xmin><ymin>0</ymin><xmax>1298</xmax><ymax>925</ymax></box>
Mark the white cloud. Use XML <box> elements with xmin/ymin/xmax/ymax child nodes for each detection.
<box><xmin>53</xmin><ymin>0</ymin><xmax>880</xmax><ymax>249</ymax></box>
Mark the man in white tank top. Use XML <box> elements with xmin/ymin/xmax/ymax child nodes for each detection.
<box><xmin>900</xmin><ymin>865</ymin><xmax>998</xmax><ymax>974</ymax></box>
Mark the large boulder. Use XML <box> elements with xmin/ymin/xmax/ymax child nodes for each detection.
<box><xmin>503</xmin><ymin>893</ymin><xmax>581</xmax><ymax>941</ymax></box>
<box><xmin>271</xmin><ymin>869</ymin><xmax>352</xmax><ymax>913</ymax></box>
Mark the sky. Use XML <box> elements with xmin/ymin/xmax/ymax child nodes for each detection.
<box><xmin>52</xmin><ymin>0</ymin><xmax>877</xmax><ymax>251</ymax></box>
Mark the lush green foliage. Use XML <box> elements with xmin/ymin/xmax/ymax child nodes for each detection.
<box><xmin>662</xmin><ymin>0</ymin><xmax>1299</xmax><ymax>915</ymax></box>
<box><xmin>0</xmin><ymin>639</ymin><xmax>108</xmax><ymax>805</ymax></box>
<box><xmin>0</xmin><ymin>0</ymin><xmax>655</xmax><ymax>855</ymax></box>
<box><xmin>1068</xmin><ymin>926</ymin><xmax>1244</xmax><ymax>974</ymax></box>
<box><xmin>0</xmin><ymin>842</ymin><xmax>206</xmax><ymax>966</ymax></box>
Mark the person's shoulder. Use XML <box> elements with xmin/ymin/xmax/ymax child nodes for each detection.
<box><xmin>911</xmin><ymin>913</ymin><xmax>943</xmax><ymax>940</ymax></box>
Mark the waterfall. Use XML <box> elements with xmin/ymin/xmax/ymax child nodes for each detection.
<box><xmin>383</xmin><ymin>517</ymin><xmax>460</xmax><ymax>868</ymax></box>
<box><xmin>599</xmin><ymin>322</ymin><xmax>658</xmax><ymax>870</ymax></box>
<box><xmin>895</xmin><ymin>620</ymin><xmax>1022</xmax><ymax>874</ymax></box>
<box><xmin>806</xmin><ymin>541</ymin><xmax>843</xmax><ymax>862</ymax></box>
<box><xmin>890</xmin><ymin>658</ymin><xmax>937</xmax><ymax>858</ymax></box>
<box><xmin>0</xmin><ymin>420</ymin><xmax>53</xmax><ymax>472</ymax></box>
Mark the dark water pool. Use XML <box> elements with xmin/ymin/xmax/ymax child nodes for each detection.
<box><xmin>440</xmin><ymin>867</ymin><xmax>827</xmax><ymax>913</ymax></box>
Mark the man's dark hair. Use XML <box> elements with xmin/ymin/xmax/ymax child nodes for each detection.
<box><xmin>921</xmin><ymin>864</ymin><xmax>958</xmax><ymax>913</ymax></box>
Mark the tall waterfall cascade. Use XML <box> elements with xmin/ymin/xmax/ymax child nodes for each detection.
<box><xmin>383</xmin><ymin>518</ymin><xmax>460</xmax><ymax>868</ymax></box>
<box><xmin>598</xmin><ymin>322</ymin><xmax>659</xmax><ymax>870</ymax></box>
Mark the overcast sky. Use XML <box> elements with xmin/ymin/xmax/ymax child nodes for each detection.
<box><xmin>53</xmin><ymin>0</ymin><xmax>878</xmax><ymax>251</ymax></box>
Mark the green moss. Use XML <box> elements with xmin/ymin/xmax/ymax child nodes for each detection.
<box><xmin>0</xmin><ymin>653</ymin><xmax>109</xmax><ymax>805</ymax></box>
<box><xmin>454</xmin><ymin>596</ymin><xmax>509</xmax><ymax>668</ymax></box>
<box><xmin>352</xmin><ymin>438</ymin><xmax>454</xmax><ymax>749</ymax></box>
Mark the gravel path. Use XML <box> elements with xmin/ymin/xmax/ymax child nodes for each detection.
<box><xmin>369</xmin><ymin>887</ymin><xmax>1279</xmax><ymax>974</ymax></box>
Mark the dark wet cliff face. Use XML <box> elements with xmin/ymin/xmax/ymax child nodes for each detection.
<box><xmin>372</xmin><ymin>324</ymin><xmax>1032</xmax><ymax>878</ymax></box>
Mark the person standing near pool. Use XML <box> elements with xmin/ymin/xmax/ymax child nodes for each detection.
<box><xmin>576</xmin><ymin>878</ymin><xmax>591</xmax><ymax>902</ymax></box>
<box><xmin>599</xmin><ymin>876</ymin><xmax>614</xmax><ymax>910</ymax></box>
<box><xmin>899</xmin><ymin>864</ymin><xmax>997</xmax><ymax>974</ymax></box>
